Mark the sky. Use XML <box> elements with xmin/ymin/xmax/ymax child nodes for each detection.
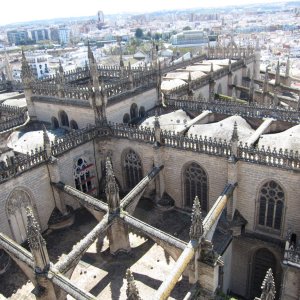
<box><xmin>0</xmin><ymin>0</ymin><xmax>293</xmax><ymax>25</ymax></box>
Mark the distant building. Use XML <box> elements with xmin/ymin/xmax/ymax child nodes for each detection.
<box><xmin>58</xmin><ymin>28</ymin><xmax>70</xmax><ymax>45</ymax></box>
<box><xmin>50</xmin><ymin>27</ymin><xmax>59</xmax><ymax>42</ymax></box>
<box><xmin>97</xmin><ymin>10</ymin><xmax>105</xmax><ymax>30</ymax></box>
<box><xmin>170</xmin><ymin>30</ymin><xmax>209</xmax><ymax>47</ymax></box>
<box><xmin>7</xmin><ymin>30</ymin><xmax>29</xmax><ymax>45</ymax></box>
<box><xmin>30</xmin><ymin>29</ymin><xmax>49</xmax><ymax>42</ymax></box>
<box><xmin>26</xmin><ymin>52</ymin><xmax>50</xmax><ymax>79</ymax></box>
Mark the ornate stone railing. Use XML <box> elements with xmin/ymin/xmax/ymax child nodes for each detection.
<box><xmin>109</xmin><ymin>122</ymin><xmax>155</xmax><ymax>143</ymax></box>
<box><xmin>0</xmin><ymin>104</ymin><xmax>25</xmax><ymax>115</ymax></box>
<box><xmin>238</xmin><ymin>144</ymin><xmax>300</xmax><ymax>170</ymax></box>
<box><xmin>50</xmin><ymin>126</ymin><xmax>109</xmax><ymax>156</ymax></box>
<box><xmin>0</xmin><ymin>114</ymin><xmax>27</xmax><ymax>132</ymax></box>
<box><xmin>0</xmin><ymin>148</ymin><xmax>47</xmax><ymax>183</ymax></box>
<box><xmin>0</xmin><ymin>104</ymin><xmax>27</xmax><ymax>133</ymax></box>
<box><xmin>166</xmin><ymin>98</ymin><xmax>300</xmax><ymax>124</ymax></box>
<box><xmin>284</xmin><ymin>248</ymin><xmax>300</xmax><ymax>266</ymax></box>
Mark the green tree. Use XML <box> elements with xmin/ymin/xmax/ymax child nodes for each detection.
<box><xmin>135</xmin><ymin>28</ymin><xmax>143</xmax><ymax>39</ymax></box>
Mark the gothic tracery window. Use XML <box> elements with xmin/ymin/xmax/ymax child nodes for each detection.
<box><xmin>123</xmin><ymin>149</ymin><xmax>143</xmax><ymax>190</ymax></box>
<box><xmin>6</xmin><ymin>188</ymin><xmax>36</xmax><ymax>243</ymax></box>
<box><xmin>257</xmin><ymin>180</ymin><xmax>284</xmax><ymax>231</ymax></box>
<box><xmin>73</xmin><ymin>158</ymin><xmax>96</xmax><ymax>195</ymax></box>
<box><xmin>184</xmin><ymin>162</ymin><xmax>208</xmax><ymax>212</ymax></box>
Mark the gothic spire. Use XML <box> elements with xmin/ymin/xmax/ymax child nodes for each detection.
<box><xmin>188</xmin><ymin>71</ymin><xmax>192</xmax><ymax>83</ymax></box>
<box><xmin>42</xmin><ymin>125</ymin><xmax>51</xmax><ymax>157</ymax></box>
<box><xmin>232</xmin><ymin>86</ymin><xmax>237</xmax><ymax>101</ymax></box>
<box><xmin>21</xmin><ymin>49</ymin><xmax>34</xmax><ymax>84</ymax></box>
<box><xmin>4</xmin><ymin>52</ymin><xmax>13</xmax><ymax>81</ymax></box>
<box><xmin>189</xmin><ymin>196</ymin><xmax>203</xmax><ymax>241</ymax></box>
<box><xmin>275</xmin><ymin>60</ymin><xmax>280</xmax><ymax>86</ymax></box>
<box><xmin>285</xmin><ymin>56</ymin><xmax>290</xmax><ymax>78</ymax></box>
<box><xmin>260</xmin><ymin>268</ymin><xmax>276</xmax><ymax>300</ymax></box>
<box><xmin>58</xmin><ymin>60</ymin><xmax>64</xmax><ymax>74</ymax></box>
<box><xmin>26</xmin><ymin>207</ymin><xmax>46</xmax><ymax>251</ymax></box>
<box><xmin>105</xmin><ymin>157</ymin><xmax>120</xmax><ymax>213</ymax></box>
<box><xmin>263</xmin><ymin>67</ymin><xmax>269</xmax><ymax>94</ymax></box>
<box><xmin>154</xmin><ymin>110</ymin><xmax>160</xmax><ymax>129</ymax></box>
<box><xmin>126</xmin><ymin>269</ymin><xmax>141</xmax><ymax>300</ymax></box>
<box><xmin>231</xmin><ymin>121</ymin><xmax>239</xmax><ymax>142</ymax></box>
<box><xmin>87</xmin><ymin>41</ymin><xmax>95</xmax><ymax>63</ymax></box>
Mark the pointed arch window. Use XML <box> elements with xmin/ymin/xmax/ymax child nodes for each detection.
<box><xmin>123</xmin><ymin>149</ymin><xmax>143</xmax><ymax>190</ymax></box>
<box><xmin>184</xmin><ymin>162</ymin><xmax>208</xmax><ymax>212</ymax></box>
<box><xmin>257</xmin><ymin>180</ymin><xmax>284</xmax><ymax>232</ymax></box>
<box><xmin>59</xmin><ymin>110</ymin><xmax>69</xmax><ymax>127</ymax></box>
<box><xmin>6</xmin><ymin>189</ymin><xmax>37</xmax><ymax>243</ymax></box>
<box><xmin>73</xmin><ymin>158</ymin><xmax>96</xmax><ymax>195</ymax></box>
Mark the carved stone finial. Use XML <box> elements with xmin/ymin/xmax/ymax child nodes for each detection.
<box><xmin>58</xmin><ymin>60</ymin><xmax>64</xmax><ymax>74</ymax></box>
<box><xmin>21</xmin><ymin>49</ymin><xmax>34</xmax><ymax>84</ymax></box>
<box><xmin>210</xmin><ymin>63</ymin><xmax>214</xmax><ymax>73</ymax></box>
<box><xmin>188</xmin><ymin>71</ymin><xmax>192</xmax><ymax>83</ymax></box>
<box><xmin>87</xmin><ymin>41</ymin><xmax>95</xmax><ymax>63</ymax></box>
<box><xmin>232</xmin><ymin>86</ymin><xmax>237</xmax><ymax>100</ymax></box>
<box><xmin>189</xmin><ymin>196</ymin><xmax>203</xmax><ymax>241</ymax></box>
<box><xmin>105</xmin><ymin>157</ymin><xmax>119</xmax><ymax>213</ymax></box>
<box><xmin>126</xmin><ymin>269</ymin><xmax>141</xmax><ymax>300</ymax></box>
<box><xmin>260</xmin><ymin>268</ymin><xmax>276</xmax><ymax>300</ymax></box>
<box><xmin>26</xmin><ymin>207</ymin><xmax>46</xmax><ymax>251</ymax></box>
<box><xmin>42</xmin><ymin>125</ymin><xmax>50</xmax><ymax>147</ymax></box>
<box><xmin>231</xmin><ymin>121</ymin><xmax>239</xmax><ymax>142</ymax></box>
<box><xmin>228</xmin><ymin>58</ymin><xmax>232</xmax><ymax>72</ymax></box>
<box><xmin>154</xmin><ymin>110</ymin><xmax>160</xmax><ymax>129</ymax></box>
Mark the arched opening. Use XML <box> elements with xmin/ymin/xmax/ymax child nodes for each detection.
<box><xmin>73</xmin><ymin>158</ymin><xmax>96</xmax><ymax>196</ymax></box>
<box><xmin>183</xmin><ymin>162</ymin><xmax>208</xmax><ymax>212</ymax></box>
<box><xmin>139</xmin><ymin>106</ymin><xmax>146</xmax><ymax>118</ymax></box>
<box><xmin>130</xmin><ymin>103</ymin><xmax>138</xmax><ymax>119</ymax></box>
<box><xmin>51</xmin><ymin>117</ymin><xmax>59</xmax><ymax>129</ymax></box>
<box><xmin>290</xmin><ymin>233</ymin><xmax>297</xmax><ymax>247</ymax></box>
<box><xmin>250</xmin><ymin>248</ymin><xmax>280</xmax><ymax>299</ymax></box>
<box><xmin>257</xmin><ymin>180</ymin><xmax>284</xmax><ymax>233</ymax></box>
<box><xmin>123</xmin><ymin>113</ymin><xmax>130</xmax><ymax>124</ymax></box>
<box><xmin>6</xmin><ymin>189</ymin><xmax>37</xmax><ymax>244</ymax></box>
<box><xmin>217</xmin><ymin>83</ymin><xmax>222</xmax><ymax>94</ymax></box>
<box><xmin>123</xmin><ymin>149</ymin><xmax>143</xmax><ymax>190</ymax></box>
<box><xmin>70</xmin><ymin>120</ymin><xmax>79</xmax><ymax>130</ymax></box>
<box><xmin>59</xmin><ymin>110</ymin><xmax>69</xmax><ymax>127</ymax></box>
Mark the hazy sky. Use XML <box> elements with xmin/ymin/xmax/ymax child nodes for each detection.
<box><xmin>0</xmin><ymin>0</ymin><xmax>291</xmax><ymax>25</ymax></box>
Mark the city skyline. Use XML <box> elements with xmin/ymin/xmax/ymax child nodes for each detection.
<box><xmin>0</xmin><ymin>0</ymin><xmax>297</xmax><ymax>26</ymax></box>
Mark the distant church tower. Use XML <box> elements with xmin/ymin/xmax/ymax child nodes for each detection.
<box><xmin>97</xmin><ymin>11</ymin><xmax>105</xmax><ymax>30</ymax></box>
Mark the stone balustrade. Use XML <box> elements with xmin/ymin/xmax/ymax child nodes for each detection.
<box><xmin>284</xmin><ymin>248</ymin><xmax>300</xmax><ymax>266</ymax></box>
<box><xmin>0</xmin><ymin>148</ymin><xmax>47</xmax><ymax>183</ymax></box>
<box><xmin>166</xmin><ymin>98</ymin><xmax>300</xmax><ymax>123</ymax></box>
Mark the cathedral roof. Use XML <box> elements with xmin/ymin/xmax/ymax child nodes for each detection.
<box><xmin>140</xmin><ymin>109</ymin><xmax>191</xmax><ymax>133</ymax></box>
<box><xmin>187</xmin><ymin>115</ymin><xmax>255</xmax><ymax>142</ymax></box>
<box><xmin>7</xmin><ymin>128</ymin><xmax>65</xmax><ymax>154</ymax></box>
<box><xmin>258</xmin><ymin>124</ymin><xmax>300</xmax><ymax>152</ymax></box>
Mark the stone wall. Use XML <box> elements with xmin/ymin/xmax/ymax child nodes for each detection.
<box><xmin>236</xmin><ymin>161</ymin><xmax>300</xmax><ymax>238</ymax></box>
<box><xmin>0</xmin><ymin>163</ymin><xmax>55</xmax><ymax>239</ymax></box>
<box><xmin>33</xmin><ymin>100</ymin><xmax>94</xmax><ymax>128</ymax></box>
